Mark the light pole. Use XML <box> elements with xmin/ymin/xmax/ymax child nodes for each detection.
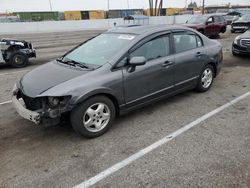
<box><xmin>202</xmin><ymin>0</ymin><xmax>205</xmax><ymax>15</ymax></box>
<box><xmin>49</xmin><ymin>0</ymin><xmax>52</xmax><ymax>11</ymax></box>
<box><xmin>127</xmin><ymin>0</ymin><xmax>130</xmax><ymax>9</ymax></box>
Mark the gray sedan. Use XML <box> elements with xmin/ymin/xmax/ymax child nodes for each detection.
<box><xmin>12</xmin><ymin>25</ymin><xmax>223</xmax><ymax>138</ymax></box>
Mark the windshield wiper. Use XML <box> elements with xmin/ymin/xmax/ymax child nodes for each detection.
<box><xmin>57</xmin><ymin>58</ymin><xmax>93</xmax><ymax>70</ymax></box>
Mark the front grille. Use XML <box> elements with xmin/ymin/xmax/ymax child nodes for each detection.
<box><xmin>232</xmin><ymin>23</ymin><xmax>248</xmax><ymax>27</ymax></box>
<box><xmin>19</xmin><ymin>91</ymin><xmax>42</xmax><ymax>111</ymax></box>
<box><xmin>241</xmin><ymin>39</ymin><xmax>250</xmax><ymax>47</ymax></box>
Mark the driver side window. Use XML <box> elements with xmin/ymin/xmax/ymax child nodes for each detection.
<box><xmin>207</xmin><ymin>17</ymin><xmax>213</xmax><ymax>23</ymax></box>
<box><xmin>130</xmin><ymin>35</ymin><xmax>170</xmax><ymax>62</ymax></box>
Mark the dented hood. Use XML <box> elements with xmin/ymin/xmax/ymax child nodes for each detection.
<box><xmin>19</xmin><ymin>61</ymin><xmax>90</xmax><ymax>97</ymax></box>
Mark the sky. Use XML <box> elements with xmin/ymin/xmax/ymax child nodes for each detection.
<box><xmin>0</xmin><ymin>0</ymin><xmax>249</xmax><ymax>12</ymax></box>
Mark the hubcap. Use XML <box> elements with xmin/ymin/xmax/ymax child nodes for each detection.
<box><xmin>14</xmin><ymin>55</ymin><xmax>23</xmax><ymax>65</ymax></box>
<box><xmin>201</xmin><ymin>68</ymin><xmax>213</xmax><ymax>89</ymax></box>
<box><xmin>83</xmin><ymin>103</ymin><xmax>111</xmax><ymax>133</ymax></box>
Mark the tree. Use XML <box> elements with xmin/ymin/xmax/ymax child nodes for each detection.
<box><xmin>188</xmin><ymin>1</ymin><xmax>197</xmax><ymax>8</ymax></box>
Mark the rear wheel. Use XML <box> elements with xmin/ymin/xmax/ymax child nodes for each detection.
<box><xmin>9</xmin><ymin>52</ymin><xmax>28</xmax><ymax>68</ymax></box>
<box><xmin>71</xmin><ymin>96</ymin><xmax>116</xmax><ymax>138</ymax></box>
<box><xmin>220</xmin><ymin>26</ymin><xmax>226</xmax><ymax>33</ymax></box>
<box><xmin>196</xmin><ymin>65</ymin><xmax>214</xmax><ymax>92</ymax></box>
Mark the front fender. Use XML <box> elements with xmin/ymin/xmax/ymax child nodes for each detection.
<box><xmin>73</xmin><ymin>87</ymin><xmax>118</xmax><ymax>105</ymax></box>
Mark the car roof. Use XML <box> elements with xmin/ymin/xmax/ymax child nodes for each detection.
<box><xmin>106</xmin><ymin>24</ymin><xmax>192</xmax><ymax>35</ymax></box>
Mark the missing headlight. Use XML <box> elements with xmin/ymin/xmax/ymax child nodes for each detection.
<box><xmin>48</xmin><ymin>97</ymin><xmax>60</xmax><ymax>107</ymax></box>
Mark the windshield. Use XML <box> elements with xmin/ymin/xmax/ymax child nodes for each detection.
<box><xmin>63</xmin><ymin>33</ymin><xmax>135</xmax><ymax>66</ymax></box>
<box><xmin>187</xmin><ymin>16</ymin><xmax>207</xmax><ymax>24</ymax></box>
<box><xmin>238</xmin><ymin>14</ymin><xmax>250</xmax><ymax>21</ymax></box>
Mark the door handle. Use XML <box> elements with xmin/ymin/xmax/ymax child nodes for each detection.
<box><xmin>162</xmin><ymin>61</ymin><xmax>174</xmax><ymax>68</ymax></box>
<box><xmin>195</xmin><ymin>52</ymin><xmax>203</xmax><ymax>57</ymax></box>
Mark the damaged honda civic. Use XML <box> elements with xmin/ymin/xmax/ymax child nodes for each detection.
<box><xmin>12</xmin><ymin>25</ymin><xmax>223</xmax><ymax>138</ymax></box>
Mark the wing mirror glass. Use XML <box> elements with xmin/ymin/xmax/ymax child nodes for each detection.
<box><xmin>129</xmin><ymin>56</ymin><xmax>146</xmax><ymax>66</ymax></box>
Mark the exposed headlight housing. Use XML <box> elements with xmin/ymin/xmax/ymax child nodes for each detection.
<box><xmin>48</xmin><ymin>97</ymin><xmax>60</xmax><ymax>107</ymax></box>
<box><xmin>47</xmin><ymin>96</ymin><xmax>71</xmax><ymax>108</ymax></box>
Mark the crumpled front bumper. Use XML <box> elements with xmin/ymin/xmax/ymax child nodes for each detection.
<box><xmin>12</xmin><ymin>94</ymin><xmax>41</xmax><ymax>124</ymax></box>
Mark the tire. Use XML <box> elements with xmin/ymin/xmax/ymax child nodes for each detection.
<box><xmin>9</xmin><ymin>52</ymin><xmax>28</xmax><ymax>68</ymax></box>
<box><xmin>220</xmin><ymin>27</ymin><xmax>226</xmax><ymax>33</ymax></box>
<box><xmin>196</xmin><ymin>64</ymin><xmax>214</xmax><ymax>92</ymax></box>
<box><xmin>231</xmin><ymin>29</ymin><xmax>235</xmax><ymax>33</ymax></box>
<box><xmin>71</xmin><ymin>96</ymin><xmax>116</xmax><ymax>138</ymax></box>
<box><xmin>197</xmin><ymin>29</ymin><xmax>204</xmax><ymax>35</ymax></box>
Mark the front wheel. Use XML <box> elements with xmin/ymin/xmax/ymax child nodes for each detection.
<box><xmin>196</xmin><ymin>65</ymin><xmax>214</xmax><ymax>92</ymax></box>
<box><xmin>9</xmin><ymin>52</ymin><xmax>28</xmax><ymax>68</ymax></box>
<box><xmin>71</xmin><ymin>96</ymin><xmax>116</xmax><ymax>138</ymax></box>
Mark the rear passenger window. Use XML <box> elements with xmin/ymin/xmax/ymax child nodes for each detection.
<box><xmin>130</xmin><ymin>35</ymin><xmax>170</xmax><ymax>61</ymax></box>
<box><xmin>174</xmin><ymin>34</ymin><xmax>197</xmax><ymax>53</ymax></box>
<box><xmin>214</xmin><ymin>16</ymin><xmax>220</xmax><ymax>22</ymax></box>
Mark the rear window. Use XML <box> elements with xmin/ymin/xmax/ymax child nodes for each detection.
<box><xmin>213</xmin><ymin>16</ymin><xmax>220</xmax><ymax>22</ymax></box>
<box><xmin>174</xmin><ymin>33</ymin><xmax>203</xmax><ymax>53</ymax></box>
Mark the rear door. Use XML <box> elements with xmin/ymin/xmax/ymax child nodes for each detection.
<box><xmin>213</xmin><ymin>16</ymin><xmax>222</xmax><ymax>34</ymax></box>
<box><xmin>122</xmin><ymin>33</ymin><xmax>175</xmax><ymax>108</ymax></box>
<box><xmin>172</xmin><ymin>31</ymin><xmax>206</xmax><ymax>91</ymax></box>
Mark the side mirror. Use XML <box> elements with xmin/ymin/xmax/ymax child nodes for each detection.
<box><xmin>129</xmin><ymin>56</ymin><xmax>146</xmax><ymax>66</ymax></box>
<box><xmin>185</xmin><ymin>20</ymin><xmax>188</xmax><ymax>23</ymax></box>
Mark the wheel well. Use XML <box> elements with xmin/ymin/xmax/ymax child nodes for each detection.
<box><xmin>7</xmin><ymin>45</ymin><xmax>22</xmax><ymax>52</ymax></box>
<box><xmin>208</xmin><ymin>62</ymin><xmax>217</xmax><ymax>77</ymax></box>
<box><xmin>220</xmin><ymin>26</ymin><xmax>226</xmax><ymax>33</ymax></box>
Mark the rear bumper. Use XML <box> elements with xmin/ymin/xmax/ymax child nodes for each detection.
<box><xmin>12</xmin><ymin>94</ymin><xmax>41</xmax><ymax>124</ymax></box>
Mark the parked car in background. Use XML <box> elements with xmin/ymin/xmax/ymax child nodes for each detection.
<box><xmin>232</xmin><ymin>29</ymin><xmax>250</xmax><ymax>55</ymax></box>
<box><xmin>231</xmin><ymin>14</ymin><xmax>250</xmax><ymax>33</ymax></box>
<box><xmin>12</xmin><ymin>25</ymin><xmax>223</xmax><ymax>138</ymax></box>
<box><xmin>224</xmin><ymin>11</ymin><xmax>241</xmax><ymax>25</ymax></box>
<box><xmin>184</xmin><ymin>15</ymin><xmax>227</xmax><ymax>37</ymax></box>
<box><xmin>0</xmin><ymin>38</ymin><xmax>36</xmax><ymax>68</ymax></box>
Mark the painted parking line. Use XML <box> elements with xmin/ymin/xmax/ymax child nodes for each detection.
<box><xmin>0</xmin><ymin>69</ymin><xmax>30</xmax><ymax>77</ymax></box>
<box><xmin>0</xmin><ymin>100</ymin><xmax>12</xmax><ymax>105</ymax></box>
<box><xmin>74</xmin><ymin>91</ymin><xmax>250</xmax><ymax>188</ymax></box>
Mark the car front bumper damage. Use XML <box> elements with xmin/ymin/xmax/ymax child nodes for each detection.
<box><xmin>12</xmin><ymin>94</ymin><xmax>41</xmax><ymax>124</ymax></box>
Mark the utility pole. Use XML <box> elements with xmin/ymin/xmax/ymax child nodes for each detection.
<box><xmin>49</xmin><ymin>0</ymin><xmax>52</xmax><ymax>11</ymax></box>
<box><xmin>202</xmin><ymin>0</ymin><xmax>205</xmax><ymax>15</ymax></box>
<box><xmin>127</xmin><ymin>0</ymin><xmax>130</xmax><ymax>9</ymax></box>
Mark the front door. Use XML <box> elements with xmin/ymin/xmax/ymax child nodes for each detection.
<box><xmin>122</xmin><ymin>34</ymin><xmax>175</xmax><ymax>108</ymax></box>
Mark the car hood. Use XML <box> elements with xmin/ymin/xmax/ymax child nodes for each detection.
<box><xmin>238</xmin><ymin>30</ymin><xmax>250</xmax><ymax>38</ymax></box>
<box><xmin>19</xmin><ymin>61</ymin><xmax>91</xmax><ymax>97</ymax></box>
<box><xmin>233</xmin><ymin>20</ymin><xmax>250</xmax><ymax>24</ymax></box>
